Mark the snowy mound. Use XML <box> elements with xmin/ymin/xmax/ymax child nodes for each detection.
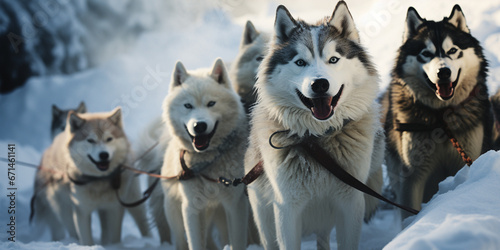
<box><xmin>385</xmin><ymin>151</ymin><xmax>500</xmax><ymax>249</ymax></box>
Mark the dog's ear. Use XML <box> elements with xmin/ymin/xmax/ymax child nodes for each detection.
<box><xmin>52</xmin><ymin>105</ymin><xmax>62</xmax><ymax>118</ymax></box>
<box><xmin>76</xmin><ymin>101</ymin><xmax>86</xmax><ymax>113</ymax></box>
<box><xmin>171</xmin><ymin>61</ymin><xmax>188</xmax><ymax>90</ymax></box>
<box><xmin>274</xmin><ymin>5</ymin><xmax>297</xmax><ymax>44</ymax></box>
<box><xmin>447</xmin><ymin>5</ymin><xmax>470</xmax><ymax>34</ymax></box>
<box><xmin>210</xmin><ymin>58</ymin><xmax>232</xmax><ymax>89</ymax></box>
<box><xmin>68</xmin><ymin>111</ymin><xmax>85</xmax><ymax>133</ymax></box>
<box><xmin>108</xmin><ymin>107</ymin><xmax>123</xmax><ymax>127</ymax></box>
<box><xmin>242</xmin><ymin>20</ymin><xmax>260</xmax><ymax>46</ymax></box>
<box><xmin>403</xmin><ymin>7</ymin><xmax>424</xmax><ymax>43</ymax></box>
<box><xmin>329</xmin><ymin>1</ymin><xmax>360</xmax><ymax>43</ymax></box>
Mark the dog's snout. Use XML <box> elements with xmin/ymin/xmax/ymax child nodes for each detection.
<box><xmin>194</xmin><ymin>122</ymin><xmax>207</xmax><ymax>134</ymax></box>
<box><xmin>99</xmin><ymin>152</ymin><xmax>109</xmax><ymax>161</ymax></box>
<box><xmin>311</xmin><ymin>78</ymin><xmax>329</xmax><ymax>94</ymax></box>
<box><xmin>437</xmin><ymin>67</ymin><xmax>451</xmax><ymax>80</ymax></box>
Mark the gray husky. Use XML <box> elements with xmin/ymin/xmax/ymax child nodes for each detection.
<box><xmin>230</xmin><ymin>20</ymin><xmax>270</xmax><ymax>114</ymax></box>
<box><xmin>51</xmin><ymin>102</ymin><xmax>86</xmax><ymax>140</ymax></box>
<box><xmin>384</xmin><ymin>5</ymin><xmax>492</xmax><ymax>219</ymax></box>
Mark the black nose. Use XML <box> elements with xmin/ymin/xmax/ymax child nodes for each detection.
<box><xmin>311</xmin><ymin>78</ymin><xmax>329</xmax><ymax>94</ymax></box>
<box><xmin>194</xmin><ymin>122</ymin><xmax>207</xmax><ymax>134</ymax></box>
<box><xmin>437</xmin><ymin>67</ymin><xmax>451</xmax><ymax>80</ymax></box>
<box><xmin>99</xmin><ymin>152</ymin><xmax>109</xmax><ymax>161</ymax></box>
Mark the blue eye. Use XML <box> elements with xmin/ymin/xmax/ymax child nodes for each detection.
<box><xmin>207</xmin><ymin>101</ymin><xmax>216</xmax><ymax>107</ymax></box>
<box><xmin>184</xmin><ymin>104</ymin><xmax>193</xmax><ymax>109</ymax></box>
<box><xmin>329</xmin><ymin>56</ymin><xmax>339</xmax><ymax>64</ymax></box>
<box><xmin>295</xmin><ymin>59</ymin><xmax>307</xmax><ymax>67</ymax></box>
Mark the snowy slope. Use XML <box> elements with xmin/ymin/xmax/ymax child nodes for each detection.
<box><xmin>1</xmin><ymin>0</ymin><xmax>500</xmax><ymax>249</ymax></box>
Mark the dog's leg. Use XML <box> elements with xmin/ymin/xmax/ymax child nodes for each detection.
<box><xmin>317</xmin><ymin>230</ymin><xmax>331</xmax><ymax>250</ymax></box>
<box><xmin>334</xmin><ymin>192</ymin><xmax>364</xmax><ymax>250</ymax></box>
<box><xmin>123</xmin><ymin>175</ymin><xmax>151</xmax><ymax>237</ymax></box>
<box><xmin>222</xmin><ymin>190</ymin><xmax>248</xmax><ymax>250</ymax></box>
<box><xmin>181</xmin><ymin>201</ymin><xmax>204</xmax><ymax>250</ymax></box>
<box><xmin>247</xmin><ymin>188</ymin><xmax>278</xmax><ymax>250</ymax></box>
<box><xmin>99</xmin><ymin>207</ymin><xmax>124</xmax><ymax>245</ymax></box>
<box><xmin>164</xmin><ymin>196</ymin><xmax>188</xmax><ymax>250</ymax></box>
<box><xmin>212</xmin><ymin>205</ymin><xmax>228</xmax><ymax>247</ymax></box>
<box><xmin>399</xmin><ymin>174</ymin><xmax>426</xmax><ymax>219</ymax></box>
<box><xmin>151</xmin><ymin>184</ymin><xmax>171</xmax><ymax>243</ymax></box>
<box><xmin>273</xmin><ymin>201</ymin><xmax>303</xmax><ymax>250</ymax></box>
<box><xmin>73</xmin><ymin>208</ymin><xmax>94</xmax><ymax>245</ymax></box>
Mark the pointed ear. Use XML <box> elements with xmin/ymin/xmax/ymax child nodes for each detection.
<box><xmin>447</xmin><ymin>5</ymin><xmax>469</xmax><ymax>33</ymax></box>
<box><xmin>329</xmin><ymin>1</ymin><xmax>360</xmax><ymax>42</ymax></box>
<box><xmin>76</xmin><ymin>102</ymin><xmax>86</xmax><ymax>113</ymax></box>
<box><xmin>108</xmin><ymin>107</ymin><xmax>123</xmax><ymax>127</ymax></box>
<box><xmin>52</xmin><ymin>105</ymin><xmax>62</xmax><ymax>118</ymax></box>
<box><xmin>171</xmin><ymin>61</ymin><xmax>188</xmax><ymax>90</ymax></box>
<box><xmin>403</xmin><ymin>7</ymin><xmax>424</xmax><ymax>43</ymax></box>
<box><xmin>210</xmin><ymin>58</ymin><xmax>232</xmax><ymax>89</ymax></box>
<box><xmin>241</xmin><ymin>20</ymin><xmax>260</xmax><ymax>46</ymax></box>
<box><xmin>274</xmin><ymin>5</ymin><xmax>297</xmax><ymax>43</ymax></box>
<box><xmin>68</xmin><ymin>111</ymin><xmax>85</xmax><ymax>133</ymax></box>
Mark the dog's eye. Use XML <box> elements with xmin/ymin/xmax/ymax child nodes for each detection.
<box><xmin>329</xmin><ymin>56</ymin><xmax>340</xmax><ymax>64</ymax></box>
<box><xmin>256</xmin><ymin>56</ymin><xmax>264</xmax><ymax>62</ymax></box>
<box><xmin>295</xmin><ymin>59</ymin><xmax>307</xmax><ymax>67</ymax></box>
<box><xmin>106</xmin><ymin>137</ymin><xmax>113</xmax><ymax>142</ymax></box>
<box><xmin>447</xmin><ymin>48</ymin><xmax>458</xmax><ymax>55</ymax></box>
<box><xmin>421</xmin><ymin>51</ymin><xmax>434</xmax><ymax>58</ymax></box>
<box><xmin>87</xmin><ymin>139</ymin><xmax>96</xmax><ymax>144</ymax></box>
<box><xmin>207</xmin><ymin>101</ymin><xmax>216</xmax><ymax>107</ymax></box>
<box><xmin>184</xmin><ymin>103</ymin><xmax>193</xmax><ymax>109</ymax></box>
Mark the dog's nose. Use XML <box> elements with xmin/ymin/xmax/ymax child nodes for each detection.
<box><xmin>194</xmin><ymin>122</ymin><xmax>207</xmax><ymax>134</ymax></box>
<box><xmin>437</xmin><ymin>67</ymin><xmax>451</xmax><ymax>80</ymax></box>
<box><xmin>311</xmin><ymin>78</ymin><xmax>329</xmax><ymax>94</ymax></box>
<box><xmin>99</xmin><ymin>152</ymin><xmax>109</xmax><ymax>161</ymax></box>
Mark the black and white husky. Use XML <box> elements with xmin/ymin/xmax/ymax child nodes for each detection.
<box><xmin>383</xmin><ymin>5</ymin><xmax>493</xmax><ymax>219</ymax></box>
<box><xmin>246</xmin><ymin>1</ymin><xmax>384</xmax><ymax>249</ymax></box>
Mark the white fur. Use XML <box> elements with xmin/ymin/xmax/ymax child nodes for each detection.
<box><xmin>161</xmin><ymin>59</ymin><xmax>249</xmax><ymax>249</ymax></box>
<box><xmin>33</xmin><ymin>108</ymin><xmax>150</xmax><ymax>245</ymax></box>
<box><xmin>247</xmin><ymin>3</ymin><xmax>383</xmax><ymax>250</ymax></box>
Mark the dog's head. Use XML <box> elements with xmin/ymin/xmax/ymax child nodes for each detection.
<box><xmin>164</xmin><ymin>58</ymin><xmax>244</xmax><ymax>152</ymax></box>
<box><xmin>256</xmin><ymin>1</ymin><xmax>378</xmax><ymax>135</ymax></box>
<box><xmin>51</xmin><ymin>102</ymin><xmax>86</xmax><ymax>140</ymax></box>
<box><xmin>231</xmin><ymin>21</ymin><xmax>270</xmax><ymax>102</ymax></box>
<box><xmin>396</xmin><ymin>5</ymin><xmax>486</xmax><ymax>104</ymax></box>
<box><xmin>67</xmin><ymin>107</ymin><xmax>129</xmax><ymax>176</ymax></box>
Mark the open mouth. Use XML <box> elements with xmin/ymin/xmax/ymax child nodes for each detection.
<box><xmin>425</xmin><ymin>69</ymin><xmax>461</xmax><ymax>100</ymax></box>
<box><xmin>185</xmin><ymin>121</ymin><xmax>218</xmax><ymax>151</ymax></box>
<box><xmin>296</xmin><ymin>84</ymin><xmax>344</xmax><ymax>120</ymax></box>
<box><xmin>87</xmin><ymin>155</ymin><xmax>110</xmax><ymax>171</ymax></box>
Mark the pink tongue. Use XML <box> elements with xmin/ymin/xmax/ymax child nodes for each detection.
<box><xmin>193</xmin><ymin>135</ymin><xmax>209</xmax><ymax>149</ymax></box>
<box><xmin>436</xmin><ymin>82</ymin><xmax>454</xmax><ymax>98</ymax></box>
<box><xmin>311</xmin><ymin>96</ymin><xmax>333</xmax><ymax>120</ymax></box>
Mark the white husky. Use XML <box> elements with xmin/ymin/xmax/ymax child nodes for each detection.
<box><xmin>245</xmin><ymin>2</ymin><xmax>384</xmax><ymax>250</ymax></box>
<box><xmin>160</xmin><ymin>58</ymin><xmax>249</xmax><ymax>249</ymax></box>
<box><xmin>32</xmin><ymin>108</ymin><xmax>150</xmax><ymax>245</ymax></box>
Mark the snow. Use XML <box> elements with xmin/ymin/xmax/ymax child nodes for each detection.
<box><xmin>1</xmin><ymin>0</ymin><xmax>500</xmax><ymax>249</ymax></box>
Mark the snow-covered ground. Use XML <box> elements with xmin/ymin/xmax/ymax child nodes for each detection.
<box><xmin>1</xmin><ymin>0</ymin><xmax>500</xmax><ymax>249</ymax></box>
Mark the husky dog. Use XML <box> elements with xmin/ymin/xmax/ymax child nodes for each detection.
<box><xmin>384</xmin><ymin>5</ymin><xmax>492</xmax><ymax>219</ymax></box>
<box><xmin>230</xmin><ymin>20</ymin><xmax>270</xmax><ymax>114</ymax></box>
<box><xmin>161</xmin><ymin>58</ymin><xmax>248</xmax><ymax>249</ymax></box>
<box><xmin>245</xmin><ymin>2</ymin><xmax>384</xmax><ymax>249</ymax></box>
<box><xmin>491</xmin><ymin>89</ymin><xmax>500</xmax><ymax>150</ymax></box>
<box><xmin>51</xmin><ymin>102</ymin><xmax>86</xmax><ymax>140</ymax></box>
<box><xmin>32</xmin><ymin>108</ymin><xmax>150</xmax><ymax>245</ymax></box>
